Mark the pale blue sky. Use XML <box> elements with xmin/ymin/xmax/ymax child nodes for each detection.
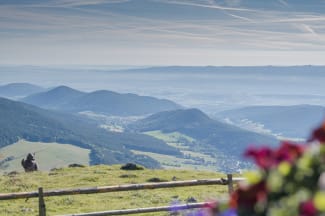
<box><xmin>1</xmin><ymin>0</ymin><xmax>325</xmax><ymax>66</ymax></box>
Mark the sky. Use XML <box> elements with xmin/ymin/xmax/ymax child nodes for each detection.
<box><xmin>1</xmin><ymin>0</ymin><xmax>325</xmax><ymax>66</ymax></box>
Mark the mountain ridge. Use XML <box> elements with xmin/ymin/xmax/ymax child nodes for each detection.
<box><xmin>129</xmin><ymin>108</ymin><xmax>278</xmax><ymax>157</ymax></box>
<box><xmin>22</xmin><ymin>85</ymin><xmax>85</xmax><ymax>109</ymax></box>
<box><xmin>21</xmin><ymin>86</ymin><xmax>181</xmax><ymax>116</ymax></box>
<box><xmin>110</xmin><ymin>65</ymin><xmax>325</xmax><ymax>74</ymax></box>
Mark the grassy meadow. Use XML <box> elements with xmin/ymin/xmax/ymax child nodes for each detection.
<box><xmin>0</xmin><ymin>140</ymin><xmax>90</xmax><ymax>173</ymax></box>
<box><xmin>140</xmin><ymin>130</ymin><xmax>219</xmax><ymax>171</ymax></box>
<box><xmin>0</xmin><ymin>165</ymin><xmax>230</xmax><ymax>216</ymax></box>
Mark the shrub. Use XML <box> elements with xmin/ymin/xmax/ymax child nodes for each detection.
<box><xmin>173</xmin><ymin>121</ymin><xmax>325</xmax><ymax>216</ymax></box>
<box><xmin>146</xmin><ymin>177</ymin><xmax>167</xmax><ymax>182</ymax></box>
<box><xmin>120</xmin><ymin>163</ymin><xmax>144</xmax><ymax>170</ymax></box>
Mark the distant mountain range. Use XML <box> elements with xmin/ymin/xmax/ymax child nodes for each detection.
<box><xmin>216</xmin><ymin>105</ymin><xmax>325</xmax><ymax>139</ymax></box>
<box><xmin>115</xmin><ymin>65</ymin><xmax>325</xmax><ymax>75</ymax></box>
<box><xmin>0</xmin><ymin>97</ymin><xmax>182</xmax><ymax>168</ymax></box>
<box><xmin>21</xmin><ymin>86</ymin><xmax>181</xmax><ymax>116</ymax></box>
<box><xmin>0</xmin><ymin>83</ymin><xmax>45</xmax><ymax>99</ymax></box>
<box><xmin>129</xmin><ymin>108</ymin><xmax>278</xmax><ymax>157</ymax></box>
<box><xmin>2</xmin><ymin>81</ymin><xmax>323</xmax><ymax>171</ymax></box>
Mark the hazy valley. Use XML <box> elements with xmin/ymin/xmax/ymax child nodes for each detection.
<box><xmin>1</xmin><ymin>66</ymin><xmax>324</xmax><ymax>174</ymax></box>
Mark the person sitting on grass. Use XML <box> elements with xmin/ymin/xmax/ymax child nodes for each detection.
<box><xmin>21</xmin><ymin>153</ymin><xmax>38</xmax><ymax>172</ymax></box>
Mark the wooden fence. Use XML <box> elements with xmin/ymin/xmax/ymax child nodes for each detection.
<box><xmin>0</xmin><ymin>174</ymin><xmax>245</xmax><ymax>216</ymax></box>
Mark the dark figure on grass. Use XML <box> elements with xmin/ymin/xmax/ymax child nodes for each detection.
<box><xmin>21</xmin><ymin>153</ymin><xmax>38</xmax><ymax>172</ymax></box>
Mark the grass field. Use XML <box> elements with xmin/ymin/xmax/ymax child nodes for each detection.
<box><xmin>141</xmin><ymin>130</ymin><xmax>220</xmax><ymax>171</ymax></box>
<box><xmin>143</xmin><ymin>130</ymin><xmax>194</xmax><ymax>149</ymax></box>
<box><xmin>0</xmin><ymin>165</ymin><xmax>231</xmax><ymax>216</ymax></box>
<box><xmin>131</xmin><ymin>150</ymin><xmax>218</xmax><ymax>171</ymax></box>
<box><xmin>0</xmin><ymin>140</ymin><xmax>90</xmax><ymax>173</ymax></box>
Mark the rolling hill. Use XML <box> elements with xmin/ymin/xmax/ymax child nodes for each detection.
<box><xmin>21</xmin><ymin>86</ymin><xmax>181</xmax><ymax>116</ymax></box>
<box><xmin>128</xmin><ymin>109</ymin><xmax>278</xmax><ymax>157</ymax></box>
<box><xmin>0</xmin><ymin>140</ymin><xmax>91</xmax><ymax>172</ymax></box>
<box><xmin>21</xmin><ymin>85</ymin><xmax>85</xmax><ymax>109</ymax></box>
<box><xmin>216</xmin><ymin>105</ymin><xmax>325</xmax><ymax>139</ymax></box>
<box><xmin>0</xmin><ymin>97</ymin><xmax>182</xmax><ymax>169</ymax></box>
<box><xmin>0</xmin><ymin>83</ymin><xmax>45</xmax><ymax>99</ymax></box>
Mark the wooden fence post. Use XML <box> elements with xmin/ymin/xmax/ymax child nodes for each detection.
<box><xmin>38</xmin><ymin>187</ymin><xmax>46</xmax><ymax>216</ymax></box>
<box><xmin>227</xmin><ymin>174</ymin><xmax>233</xmax><ymax>194</ymax></box>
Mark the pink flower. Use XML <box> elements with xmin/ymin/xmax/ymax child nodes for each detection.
<box><xmin>310</xmin><ymin>122</ymin><xmax>325</xmax><ymax>143</ymax></box>
<box><xmin>299</xmin><ymin>200</ymin><xmax>317</xmax><ymax>216</ymax></box>
<box><xmin>275</xmin><ymin>141</ymin><xmax>304</xmax><ymax>163</ymax></box>
<box><xmin>245</xmin><ymin>147</ymin><xmax>274</xmax><ymax>169</ymax></box>
<box><xmin>245</xmin><ymin>142</ymin><xmax>304</xmax><ymax>169</ymax></box>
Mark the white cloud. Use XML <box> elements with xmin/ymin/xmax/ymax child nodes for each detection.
<box><xmin>51</xmin><ymin>0</ymin><xmax>130</xmax><ymax>7</ymax></box>
<box><xmin>300</xmin><ymin>24</ymin><xmax>317</xmax><ymax>35</ymax></box>
<box><xmin>277</xmin><ymin>0</ymin><xmax>289</xmax><ymax>7</ymax></box>
<box><xmin>225</xmin><ymin>0</ymin><xmax>242</xmax><ymax>7</ymax></box>
<box><xmin>153</xmin><ymin>0</ymin><xmax>253</xmax><ymax>11</ymax></box>
<box><xmin>225</xmin><ymin>13</ymin><xmax>252</xmax><ymax>21</ymax></box>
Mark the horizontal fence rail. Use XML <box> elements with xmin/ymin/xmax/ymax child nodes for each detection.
<box><xmin>59</xmin><ymin>202</ymin><xmax>213</xmax><ymax>216</ymax></box>
<box><xmin>0</xmin><ymin>177</ymin><xmax>245</xmax><ymax>200</ymax></box>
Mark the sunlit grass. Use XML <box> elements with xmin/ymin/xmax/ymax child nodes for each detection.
<box><xmin>0</xmin><ymin>140</ymin><xmax>90</xmax><ymax>173</ymax></box>
<box><xmin>0</xmin><ymin>165</ymin><xmax>230</xmax><ymax>216</ymax></box>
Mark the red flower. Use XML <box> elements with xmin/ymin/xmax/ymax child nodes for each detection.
<box><xmin>275</xmin><ymin>141</ymin><xmax>304</xmax><ymax>164</ymax></box>
<box><xmin>245</xmin><ymin>147</ymin><xmax>274</xmax><ymax>169</ymax></box>
<box><xmin>299</xmin><ymin>200</ymin><xmax>317</xmax><ymax>216</ymax></box>
<box><xmin>245</xmin><ymin>142</ymin><xmax>304</xmax><ymax>169</ymax></box>
<box><xmin>310</xmin><ymin>122</ymin><xmax>325</xmax><ymax>143</ymax></box>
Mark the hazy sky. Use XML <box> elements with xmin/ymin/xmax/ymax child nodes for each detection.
<box><xmin>1</xmin><ymin>0</ymin><xmax>325</xmax><ymax>66</ymax></box>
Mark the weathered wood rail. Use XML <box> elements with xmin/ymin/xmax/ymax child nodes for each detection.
<box><xmin>0</xmin><ymin>174</ymin><xmax>245</xmax><ymax>216</ymax></box>
<box><xmin>61</xmin><ymin>202</ymin><xmax>212</xmax><ymax>216</ymax></box>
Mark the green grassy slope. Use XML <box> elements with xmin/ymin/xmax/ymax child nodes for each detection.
<box><xmin>0</xmin><ymin>165</ymin><xmax>230</xmax><ymax>216</ymax></box>
<box><xmin>129</xmin><ymin>109</ymin><xmax>278</xmax><ymax>172</ymax></box>
<box><xmin>139</xmin><ymin>130</ymin><xmax>255</xmax><ymax>172</ymax></box>
<box><xmin>0</xmin><ymin>140</ymin><xmax>90</xmax><ymax>173</ymax></box>
<box><xmin>129</xmin><ymin>109</ymin><xmax>278</xmax><ymax>155</ymax></box>
<box><xmin>138</xmin><ymin>130</ymin><xmax>219</xmax><ymax>171</ymax></box>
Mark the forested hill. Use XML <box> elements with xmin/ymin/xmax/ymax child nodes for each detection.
<box><xmin>21</xmin><ymin>85</ymin><xmax>85</xmax><ymax>109</ymax></box>
<box><xmin>21</xmin><ymin>86</ymin><xmax>181</xmax><ymax>116</ymax></box>
<box><xmin>129</xmin><ymin>108</ymin><xmax>278</xmax><ymax>156</ymax></box>
<box><xmin>0</xmin><ymin>97</ymin><xmax>182</xmax><ymax>168</ymax></box>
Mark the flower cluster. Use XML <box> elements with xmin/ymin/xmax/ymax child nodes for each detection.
<box><xmin>171</xmin><ymin>121</ymin><xmax>325</xmax><ymax>216</ymax></box>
